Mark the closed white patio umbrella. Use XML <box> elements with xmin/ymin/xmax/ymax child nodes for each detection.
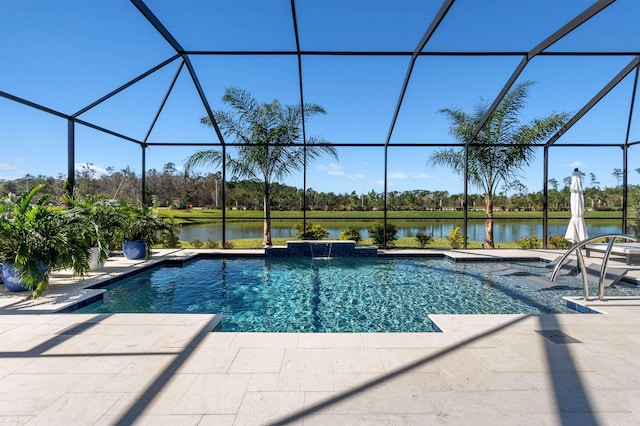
<box><xmin>565</xmin><ymin>168</ymin><xmax>588</xmax><ymax>243</ymax></box>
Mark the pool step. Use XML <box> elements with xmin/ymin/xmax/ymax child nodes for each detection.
<box><xmin>504</xmin><ymin>259</ymin><xmax>627</xmax><ymax>289</ymax></box>
<box><xmin>544</xmin><ymin>256</ymin><xmax>627</xmax><ymax>287</ymax></box>
<box><xmin>584</xmin><ymin>264</ymin><xmax>628</xmax><ymax>287</ymax></box>
<box><xmin>545</xmin><ymin>257</ymin><xmax>579</xmax><ymax>275</ymax></box>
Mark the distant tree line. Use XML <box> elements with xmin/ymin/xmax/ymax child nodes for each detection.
<box><xmin>1</xmin><ymin>164</ymin><xmax>638</xmax><ymax>213</ymax></box>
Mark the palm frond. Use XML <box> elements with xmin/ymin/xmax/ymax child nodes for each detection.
<box><xmin>184</xmin><ymin>150</ymin><xmax>223</xmax><ymax>175</ymax></box>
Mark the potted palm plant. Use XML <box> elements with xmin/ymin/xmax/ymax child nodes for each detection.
<box><xmin>0</xmin><ymin>185</ymin><xmax>92</xmax><ymax>297</ymax></box>
<box><xmin>117</xmin><ymin>203</ymin><xmax>171</xmax><ymax>259</ymax></box>
<box><xmin>65</xmin><ymin>194</ymin><xmax>123</xmax><ymax>270</ymax></box>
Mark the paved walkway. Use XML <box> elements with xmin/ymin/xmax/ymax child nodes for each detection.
<box><xmin>1</xmin><ymin>249</ymin><xmax>639</xmax><ymax>425</ymax></box>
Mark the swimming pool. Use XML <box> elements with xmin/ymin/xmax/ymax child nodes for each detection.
<box><xmin>75</xmin><ymin>257</ymin><xmax>640</xmax><ymax>332</ymax></box>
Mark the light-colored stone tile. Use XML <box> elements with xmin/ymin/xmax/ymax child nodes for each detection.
<box><xmin>41</xmin><ymin>333</ymin><xmax>111</xmax><ymax>355</ymax></box>
<box><xmin>303</xmin><ymin>373</ymin><xmax>436</xmax><ymax>415</ymax></box>
<box><xmin>435</xmin><ymin>350</ymin><xmax>511</xmax><ymax>391</ymax></box>
<box><xmin>526</xmin><ymin>372</ymin><xmax>633</xmax><ymax>414</ymax></box>
<box><xmin>101</xmin><ymin>313</ymin><xmax>169</xmax><ymax>325</ymax></box>
<box><xmin>0</xmin><ymin>373</ymin><xmax>85</xmax><ymax>416</ymax></box>
<box><xmin>376</xmin><ymin>348</ymin><xmax>441</xmax><ymax>373</ymax></box>
<box><xmin>229</xmin><ymin>332</ymin><xmax>299</xmax><ymax>348</ymax></box>
<box><xmin>176</xmin><ymin>347</ymin><xmax>239</xmax><ymax>374</ymax></box>
<box><xmin>360</xmin><ymin>333</ymin><xmax>444</xmax><ymax>348</ymax></box>
<box><xmin>172</xmin><ymin>374</ymin><xmax>251</xmax><ymax>415</ymax></box>
<box><xmin>0</xmin><ymin>358</ymin><xmax>37</xmax><ymax>380</ymax></box>
<box><xmin>198</xmin><ymin>332</ymin><xmax>237</xmax><ymax>348</ymax></box>
<box><xmin>197</xmin><ymin>414</ymin><xmax>236</xmax><ymax>425</ymax></box>
<box><xmin>303</xmin><ymin>413</ymin><xmax>439</xmax><ymax>425</ymax></box>
<box><xmin>97</xmin><ymin>334</ymin><xmax>167</xmax><ymax>353</ymax></box>
<box><xmin>95</xmin><ymin>414</ymin><xmax>203</xmax><ymax>425</ymax></box>
<box><xmin>277</xmin><ymin>349</ymin><xmax>335</xmax><ymax>391</ymax></box>
<box><xmin>331</xmin><ymin>348</ymin><xmax>384</xmax><ymax>373</ymax></box>
<box><xmin>234</xmin><ymin>391</ymin><xmax>305</xmax><ymax>426</ymax></box>
<box><xmin>26</xmin><ymin>391</ymin><xmax>122</xmax><ymax>425</ymax></box>
<box><xmin>106</xmin><ymin>386</ymin><xmax>196</xmax><ymax>417</ymax></box>
<box><xmin>247</xmin><ymin>373</ymin><xmax>280</xmax><ymax>391</ymax></box>
<box><xmin>598</xmin><ymin>411</ymin><xmax>640</xmax><ymax>425</ymax></box>
<box><xmin>157</xmin><ymin>313</ymin><xmax>218</xmax><ymax>327</ymax></box>
<box><xmin>70</xmin><ymin>354</ymin><xmax>138</xmax><ymax>374</ymax></box>
<box><xmin>297</xmin><ymin>333</ymin><xmax>364</xmax><ymax>348</ymax></box>
<box><xmin>411</xmin><ymin>372</ymin><xmax>451</xmax><ymax>392</ymax></box>
<box><xmin>601</xmin><ymin>388</ymin><xmax>640</xmax><ymax>416</ymax></box>
<box><xmin>0</xmin><ymin>415</ymin><xmax>33</xmax><ymax>425</ymax></box>
<box><xmin>494</xmin><ymin>372</ymin><xmax>540</xmax><ymax>391</ymax></box>
<box><xmin>228</xmin><ymin>347</ymin><xmax>284</xmax><ymax>373</ymax></box>
<box><xmin>0</xmin><ymin>331</ymin><xmax>66</xmax><ymax>353</ymax></box>
<box><xmin>468</xmin><ymin>345</ymin><xmax>549</xmax><ymax>372</ymax></box>
<box><xmin>15</xmin><ymin>356</ymin><xmax>90</xmax><ymax>374</ymax></box>
<box><xmin>98</xmin><ymin>356</ymin><xmax>176</xmax><ymax>392</ymax></box>
<box><xmin>429</xmin><ymin>389</ymin><xmax>557</xmax><ymax>417</ymax></box>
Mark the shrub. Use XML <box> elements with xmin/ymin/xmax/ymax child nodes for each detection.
<box><xmin>191</xmin><ymin>239</ymin><xmax>203</xmax><ymax>249</ymax></box>
<box><xmin>548</xmin><ymin>234</ymin><xmax>573</xmax><ymax>249</ymax></box>
<box><xmin>368</xmin><ymin>221</ymin><xmax>398</xmax><ymax>247</ymax></box>
<box><xmin>517</xmin><ymin>233</ymin><xmax>540</xmax><ymax>249</ymax></box>
<box><xmin>223</xmin><ymin>240</ymin><xmax>234</xmax><ymax>249</ymax></box>
<box><xmin>630</xmin><ymin>210</ymin><xmax>640</xmax><ymax>238</ymax></box>
<box><xmin>203</xmin><ymin>239</ymin><xmax>220</xmax><ymax>249</ymax></box>
<box><xmin>415</xmin><ymin>232</ymin><xmax>433</xmax><ymax>248</ymax></box>
<box><xmin>295</xmin><ymin>222</ymin><xmax>329</xmax><ymax>240</ymax></box>
<box><xmin>447</xmin><ymin>226</ymin><xmax>465</xmax><ymax>249</ymax></box>
<box><xmin>339</xmin><ymin>227</ymin><xmax>362</xmax><ymax>243</ymax></box>
<box><xmin>160</xmin><ymin>216</ymin><xmax>180</xmax><ymax>248</ymax></box>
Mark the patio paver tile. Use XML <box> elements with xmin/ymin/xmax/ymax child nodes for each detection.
<box><xmin>234</xmin><ymin>391</ymin><xmax>305</xmax><ymax>426</ymax></box>
<box><xmin>172</xmin><ymin>373</ymin><xmax>251</xmax><ymax>415</ymax></box>
<box><xmin>228</xmin><ymin>347</ymin><xmax>284</xmax><ymax>374</ymax></box>
<box><xmin>276</xmin><ymin>349</ymin><xmax>335</xmax><ymax>391</ymax></box>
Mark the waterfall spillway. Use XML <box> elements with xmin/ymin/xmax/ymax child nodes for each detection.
<box><xmin>264</xmin><ymin>240</ymin><xmax>377</xmax><ymax>258</ymax></box>
<box><xmin>311</xmin><ymin>243</ymin><xmax>332</xmax><ymax>260</ymax></box>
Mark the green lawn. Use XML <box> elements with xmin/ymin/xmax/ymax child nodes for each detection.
<box><xmin>159</xmin><ymin>207</ymin><xmax>623</xmax><ymax>225</ymax></box>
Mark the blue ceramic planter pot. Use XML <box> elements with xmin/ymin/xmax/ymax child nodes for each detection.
<box><xmin>1</xmin><ymin>262</ymin><xmax>46</xmax><ymax>292</ymax></box>
<box><xmin>122</xmin><ymin>241</ymin><xmax>147</xmax><ymax>260</ymax></box>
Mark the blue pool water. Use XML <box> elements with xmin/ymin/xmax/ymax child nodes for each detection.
<box><xmin>75</xmin><ymin>257</ymin><xmax>640</xmax><ymax>332</ymax></box>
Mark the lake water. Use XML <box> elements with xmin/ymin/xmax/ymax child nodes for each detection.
<box><xmin>178</xmin><ymin>220</ymin><xmax>623</xmax><ymax>243</ymax></box>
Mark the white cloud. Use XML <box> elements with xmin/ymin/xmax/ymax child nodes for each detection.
<box><xmin>316</xmin><ymin>163</ymin><xmax>344</xmax><ymax>175</ymax></box>
<box><xmin>565</xmin><ymin>161</ymin><xmax>585</xmax><ymax>169</ymax></box>
<box><xmin>387</xmin><ymin>171</ymin><xmax>430</xmax><ymax>180</ymax></box>
<box><xmin>75</xmin><ymin>162</ymin><xmax>109</xmax><ymax>177</ymax></box>
<box><xmin>388</xmin><ymin>172</ymin><xmax>408</xmax><ymax>179</ymax></box>
<box><xmin>409</xmin><ymin>172</ymin><xmax>429</xmax><ymax>179</ymax></box>
<box><xmin>317</xmin><ymin>163</ymin><xmax>364</xmax><ymax>179</ymax></box>
<box><xmin>0</xmin><ymin>163</ymin><xmax>17</xmax><ymax>171</ymax></box>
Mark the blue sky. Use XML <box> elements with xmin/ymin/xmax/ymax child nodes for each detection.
<box><xmin>1</xmin><ymin>0</ymin><xmax>639</xmax><ymax>196</ymax></box>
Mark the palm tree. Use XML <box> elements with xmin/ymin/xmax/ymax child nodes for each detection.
<box><xmin>612</xmin><ymin>168</ymin><xmax>622</xmax><ymax>187</ymax></box>
<box><xmin>430</xmin><ymin>81</ymin><xmax>569</xmax><ymax>248</ymax></box>
<box><xmin>185</xmin><ymin>87</ymin><xmax>337</xmax><ymax>246</ymax></box>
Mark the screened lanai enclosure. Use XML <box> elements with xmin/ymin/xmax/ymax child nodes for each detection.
<box><xmin>1</xmin><ymin>0</ymin><xmax>639</xmax><ymax>248</ymax></box>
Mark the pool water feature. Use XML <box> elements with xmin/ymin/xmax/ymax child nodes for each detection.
<box><xmin>75</xmin><ymin>257</ymin><xmax>640</xmax><ymax>332</ymax></box>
